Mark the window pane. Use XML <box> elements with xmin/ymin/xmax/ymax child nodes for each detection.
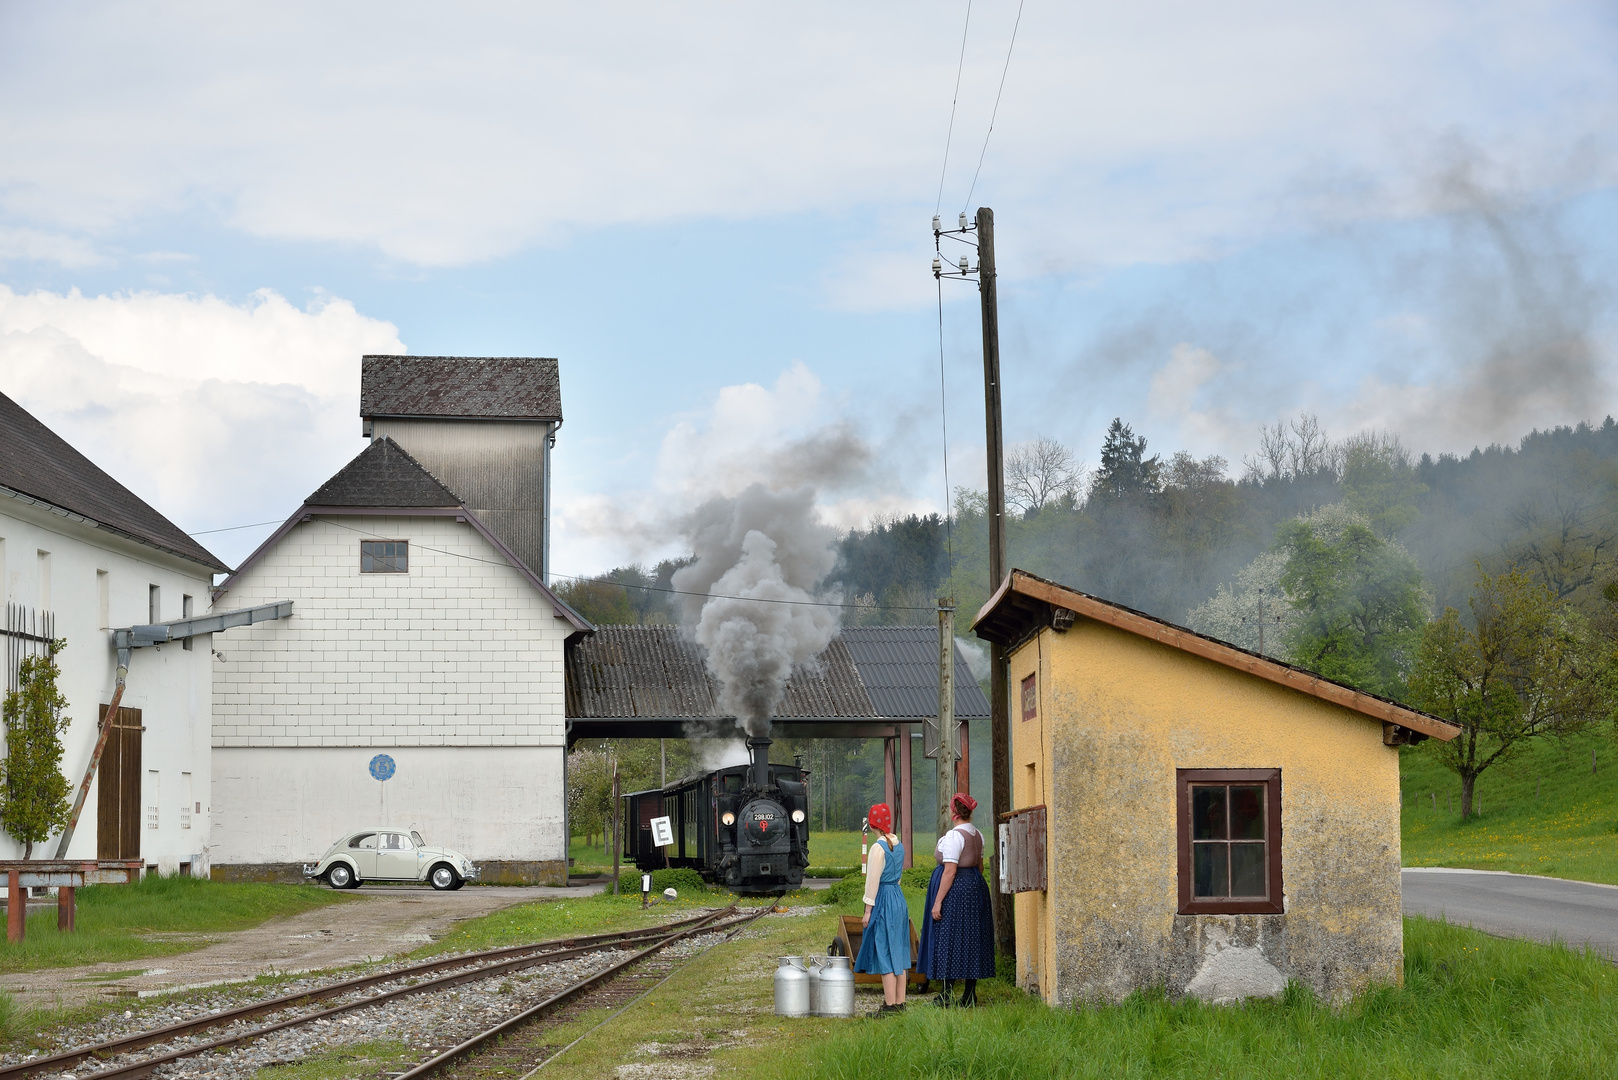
<box><xmin>350</xmin><ymin>833</ymin><xmax>376</xmax><ymax>849</ymax></box>
<box><xmin>1230</xmin><ymin>785</ymin><xmax>1265</xmax><ymax>840</ymax></box>
<box><xmin>1192</xmin><ymin>786</ymin><xmax>1227</xmax><ymax>840</ymax></box>
<box><xmin>1230</xmin><ymin>842</ymin><xmax>1267</xmax><ymax>897</ymax></box>
<box><xmin>1193</xmin><ymin>842</ymin><xmax>1227</xmax><ymax>897</ymax></box>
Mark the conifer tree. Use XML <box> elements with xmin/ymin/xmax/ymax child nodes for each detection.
<box><xmin>1</xmin><ymin>640</ymin><xmax>73</xmax><ymax>858</ymax></box>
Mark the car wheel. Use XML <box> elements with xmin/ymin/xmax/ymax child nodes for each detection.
<box><xmin>326</xmin><ymin>864</ymin><xmax>354</xmax><ymax>890</ymax></box>
<box><xmin>449</xmin><ymin>878</ymin><xmax>465</xmax><ymax>891</ymax></box>
<box><xmin>430</xmin><ymin>864</ymin><xmax>459</xmax><ymax>891</ymax></box>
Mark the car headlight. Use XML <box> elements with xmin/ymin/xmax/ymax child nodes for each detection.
<box><xmin>791</xmin><ymin>809</ymin><xmax>805</xmax><ymax>823</ymax></box>
<box><xmin>721</xmin><ymin>812</ymin><xmax>736</xmax><ymax>826</ymax></box>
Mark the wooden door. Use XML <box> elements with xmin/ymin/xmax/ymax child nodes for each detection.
<box><xmin>96</xmin><ymin>705</ymin><xmax>143</xmax><ymax>861</ymax></box>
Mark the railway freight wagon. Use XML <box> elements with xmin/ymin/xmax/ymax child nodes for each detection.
<box><xmin>622</xmin><ymin>737</ymin><xmax>809</xmax><ymax>895</ymax></box>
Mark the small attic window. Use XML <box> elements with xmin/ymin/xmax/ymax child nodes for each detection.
<box><xmin>361</xmin><ymin>541</ymin><xmax>409</xmax><ymax>573</ymax></box>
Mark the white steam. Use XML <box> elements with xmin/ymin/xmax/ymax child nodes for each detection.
<box><xmin>673</xmin><ymin>484</ymin><xmax>842</xmax><ymax>738</ymax></box>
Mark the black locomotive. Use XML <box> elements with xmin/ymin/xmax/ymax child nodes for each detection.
<box><xmin>621</xmin><ymin>737</ymin><xmax>809</xmax><ymax>895</ymax></box>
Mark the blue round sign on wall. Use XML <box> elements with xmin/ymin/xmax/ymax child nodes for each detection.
<box><xmin>369</xmin><ymin>754</ymin><xmax>396</xmax><ymax>782</ymax></box>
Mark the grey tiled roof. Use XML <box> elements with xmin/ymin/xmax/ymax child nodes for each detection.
<box><xmin>0</xmin><ymin>390</ymin><xmax>228</xmax><ymax>572</ymax></box>
<box><xmin>840</xmin><ymin>626</ymin><xmax>991</xmax><ymax>719</ymax></box>
<box><xmin>305</xmin><ymin>438</ymin><xmax>463</xmax><ymax>508</ymax></box>
<box><xmin>565</xmin><ymin>624</ymin><xmax>987</xmax><ymax>720</ymax></box>
<box><xmin>360</xmin><ymin>356</ymin><xmax>562</xmax><ymax>421</ymax></box>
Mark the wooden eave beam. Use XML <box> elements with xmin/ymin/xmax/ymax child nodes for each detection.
<box><xmin>976</xmin><ymin>570</ymin><xmax>1461</xmax><ymax>743</ymax></box>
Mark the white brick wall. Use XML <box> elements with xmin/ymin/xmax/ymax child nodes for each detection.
<box><xmin>212</xmin><ymin>515</ymin><xmax>568</xmax><ymax>748</ymax></box>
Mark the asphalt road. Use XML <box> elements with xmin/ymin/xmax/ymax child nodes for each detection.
<box><xmin>1402</xmin><ymin>868</ymin><xmax>1618</xmax><ymax>958</ymax></box>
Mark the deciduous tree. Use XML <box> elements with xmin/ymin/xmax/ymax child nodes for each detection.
<box><xmin>1410</xmin><ymin>567</ymin><xmax>1597</xmax><ymax>818</ymax></box>
<box><xmin>0</xmin><ymin>641</ymin><xmax>73</xmax><ymax>858</ymax></box>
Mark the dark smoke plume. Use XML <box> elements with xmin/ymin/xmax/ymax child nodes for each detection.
<box><xmin>672</xmin><ymin>484</ymin><xmax>842</xmax><ymax>738</ymax></box>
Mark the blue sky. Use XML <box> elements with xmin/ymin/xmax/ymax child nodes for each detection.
<box><xmin>2</xmin><ymin>2</ymin><xmax>1616</xmax><ymax>577</ymax></box>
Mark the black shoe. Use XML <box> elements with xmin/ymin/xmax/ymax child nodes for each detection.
<box><xmin>959</xmin><ymin>983</ymin><xmax>978</xmax><ymax>1008</ymax></box>
<box><xmin>933</xmin><ymin>979</ymin><xmax>954</xmax><ymax>1007</ymax></box>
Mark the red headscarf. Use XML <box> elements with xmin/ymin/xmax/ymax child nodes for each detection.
<box><xmin>867</xmin><ymin>803</ymin><xmax>893</xmax><ymax>833</ymax></box>
<box><xmin>951</xmin><ymin>792</ymin><xmax>978</xmax><ymax>819</ymax></box>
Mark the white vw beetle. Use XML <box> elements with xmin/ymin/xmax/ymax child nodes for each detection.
<box><xmin>303</xmin><ymin>827</ymin><xmax>480</xmax><ymax>891</ymax></box>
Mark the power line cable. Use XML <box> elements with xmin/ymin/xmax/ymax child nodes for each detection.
<box><xmin>188</xmin><ymin>519</ymin><xmax>284</xmax><ymax>536</ymax></box>
<box><xmin>963</xmin><ymin>0</ymin><xmax>1027</xmax><ymax>213</ymax></box>
<box><xmin>308</xmin><ymin>516</ymin><xmax>936</xmax><ymax>612</ymax></box>
<box><xmin>934</xmin><ymin>0</ymin><xmax>973</xmax><ymax>215</ymax></box>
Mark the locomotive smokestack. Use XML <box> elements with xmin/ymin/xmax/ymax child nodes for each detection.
<box><xmin>747</xmin><ymin>737</ymin><xmax>772</xmax><ymax>789</ymax></box>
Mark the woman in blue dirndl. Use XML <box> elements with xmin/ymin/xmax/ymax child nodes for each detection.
<box><xmin>853</xmin><ymin>802</ymin><xmax>911</xmax><ymax>1014</ymax></box>
<box><xmin>916</xmin><ymin>792</ymin><xmax>996</xmax><ymax>1007</ymax></box>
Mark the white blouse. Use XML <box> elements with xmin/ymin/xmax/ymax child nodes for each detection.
<box><xmin>935</xmin><ymin>823</ymin><xmax>982</xmax><ymax>864</ymax></box>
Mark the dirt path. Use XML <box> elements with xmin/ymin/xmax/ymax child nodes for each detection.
<box><xmin>4</xmin><ymin>883</ymin><xmax>603</xmax><ymax>1011</ymax></box>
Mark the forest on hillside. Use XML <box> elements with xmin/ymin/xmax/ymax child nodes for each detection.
<box><xmin>560</xmin><ymin>414</ymin><xmax>1618</xmax><ymax>839</ymax></box>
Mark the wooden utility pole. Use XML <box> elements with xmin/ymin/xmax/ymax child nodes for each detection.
<box><xmin>611</xmin><ymin>764</ymin><xmax>621</xmax><ymax>896</ymax></box>
<box><xmin>936</xmin><ymin>598</ymin><xmax>957</xmax><ymax>837</ymax></box>
<box><xmin>976</xmin><ymin>206</ymin><xmax>1015</xmax><ymax>959</ymax></box>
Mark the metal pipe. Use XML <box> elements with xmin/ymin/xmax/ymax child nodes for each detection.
<box><xmin>53</xmin><ymin>651</ymin><xmax>128</xmax><ymax>860</ymax></box>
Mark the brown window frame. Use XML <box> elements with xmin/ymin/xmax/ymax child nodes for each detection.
<box><xmin>1176</xmin><ymin>768</ymin><xmax>1283</xmax><ymax>915</ymax></box>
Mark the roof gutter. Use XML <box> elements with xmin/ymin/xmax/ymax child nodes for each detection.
<box><xmin>0</xmin><ymin>483</ymin><xmax>230</xmax><ymax>574</ymax></box>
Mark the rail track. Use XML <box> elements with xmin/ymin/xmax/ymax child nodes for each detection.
<box><xmin>1</xmin><ymin>905</ymin><xmax>754</xmax><ymax>1080</ymax></box>
<box><xmin>399</xmin><ymin>903</ymin><xmax>772</xmax><ymax>1078</ymax></box>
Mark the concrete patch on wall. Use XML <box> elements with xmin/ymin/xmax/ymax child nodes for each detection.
<box><xmin>1182</xmin><ymin>919</ymin><xmax>1288</xmax><ymax>1003</ymax></box>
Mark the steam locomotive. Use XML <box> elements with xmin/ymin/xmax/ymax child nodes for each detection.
<box><xmin>621</xmin><ymin>737</ymin><xmax>810</xmax><ymax>895</ymax></box>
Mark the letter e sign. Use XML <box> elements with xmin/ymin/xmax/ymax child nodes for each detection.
<box><xmin>1021</xmin><ymin>673</ymin><xmax>1037</xmax><ymax>721</ymax></box>
<box><xmin>650</xmin><ymin>815</ymin><xmax>674</xmax><ymax>848</ymax></box>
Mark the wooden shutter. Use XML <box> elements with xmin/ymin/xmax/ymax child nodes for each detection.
<box><xmin>1001</xmin><ymin>805</ymin><xmax>1047</xmax><ymax>894</ymax></box>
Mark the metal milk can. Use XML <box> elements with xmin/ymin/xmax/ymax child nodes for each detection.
<box><xmin>816</xmin><ymin>955</ymin><xmax>855</xmax><ymax>1017</ymax></box>
<box><xmin>774</xmin><ymin>956</ymin><xmax>810</xmax><ymax>1017</ymax></box>
<box><xmin>805</xmin><ymin>956</ymin><xmax>822</xmax><ymax>1015</ymax></box>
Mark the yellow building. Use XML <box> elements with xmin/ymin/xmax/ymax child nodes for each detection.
<box><xmin>973</xmin><ymin>570</ymin><xmax>1459</xmax><ymax>1006</ymax></box>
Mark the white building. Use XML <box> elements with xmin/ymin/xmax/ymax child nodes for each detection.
<box><xmin>209</xmin><ymin>358</ymin><xmax>587</xmax><ymax>884</ymax></box>
<box><xmin>0</xmin><ymin>391</ymin><xmax>227</xmax><ymax>874</ymax></box>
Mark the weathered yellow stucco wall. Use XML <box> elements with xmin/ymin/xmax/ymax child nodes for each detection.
<box><xmin>1009</xmin><ymin>618</ymin><xmax>1403</xmax><ymax>1006</ymax></box>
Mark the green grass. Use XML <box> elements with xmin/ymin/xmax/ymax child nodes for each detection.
<box><xmin>410</xmin><ymin>883</ymin><xmax>740</xmax><ymax>959</ymax></box>
<box><xmin>794</xmin><ymin>916</ymin><xmax>1618</xmax><ymax>1080</ymax></box>
<box><xmin>0</xmin><ymin>874</ymin><xmax>347</xmax><ymax>974</ymax></box>
<box><xmin>1401</xmin><ymin>729</ymin><xmax>1618</xmax><ymax>884</ymax></box>
<box><xmin>254</xmin><ymin>1038</ymin><xmax>414</xmax><ymax>1079</ymax></box>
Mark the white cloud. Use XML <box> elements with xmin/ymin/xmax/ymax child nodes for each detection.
<box><xmin>555</xmin><ymin>362</ymin><xmax>909</xmax><ymax>573</ymax></box>
<box><xmin>1</xmin><ymin>2</ymin><xmax>1612</xmax><ymax>281</ymax></box>
<box><xmin>0</xmin><ymin>227</ymin><xmax>107</xmax><ymax>268</ymax></box>
<box><xmin>0</xmin><ymin>286</ymin><xmax>404</xmax><ymax>566</ymax></box>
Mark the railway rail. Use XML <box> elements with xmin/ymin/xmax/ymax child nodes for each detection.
<box><xmin>401</xmin><ymin>903</ymin><xmax>773</xmax><ymax>1079</ymax></box>
<box><xmin>1</xmin><ymin>906</ymin><xmax>747</xmax><ymax>1080</ymax></box>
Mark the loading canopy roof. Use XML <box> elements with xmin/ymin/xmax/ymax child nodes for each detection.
<box><xmin>565</xmin><ymin>624</ymin><xmax>988</xmax><ymax>742</ymax></box>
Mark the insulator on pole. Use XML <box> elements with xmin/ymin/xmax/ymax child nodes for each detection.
<box><xmin>959</xmin><ymin>256</ymin><xmax>970</xmax><ymax>274</ymax></box>
<box><xmin>932</xmin><ymin>215</ymin><xmax>942</xmax><ymax>233</ymax></box>
<box><xmin>932</xmin><ymin>257</ymin><xmax>942</xmax><ymax>274</ymax></box>
<box><xmin>959</xmin><ymin>212</ymin><xmax>968</xmax><ymax>230</ymax></box>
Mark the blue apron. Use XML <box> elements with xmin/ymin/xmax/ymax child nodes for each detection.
<box><xmin>854</xmin><ymin>838</ymin><xmax>911</xmax><ymax>976</ymax></box>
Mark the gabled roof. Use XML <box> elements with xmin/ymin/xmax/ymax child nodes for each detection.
<box><xmin>0</xmin><ymin>390</ymin><xmax>228</xmax><ymax>572</ymax></box>
<box><xmin>216</xmin><ymin>439</ymin><xmax>591</xmax><ymax>636</ymax></box>
<box><xmin>565</xmin><ymin>624</ymin><xmax>986</xmax><ymax>721</ymax></box>
<box><xmin>973</xmin><ymin>569</ymin><xmax>1460</xmax><ymax>742</ymax></box>
<box><xmin>305</xmin><ymin>438</ymin><xmax>462</xmax><ymax>508</ymax></box>
<box><xmin>360</xmin><ymin>356</ymin><xmax>562</xmax><ymax>421</ymax></box>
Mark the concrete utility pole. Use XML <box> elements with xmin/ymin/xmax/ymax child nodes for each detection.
<box><xmin>936</xmin><ymin>598</ymin><xmax>957</xmax><ymax>837</ymax></box>
<box><xmin>976</xmin><ymin>206</ymin><xmax>1015</xmax><ymax>959</ymax></box>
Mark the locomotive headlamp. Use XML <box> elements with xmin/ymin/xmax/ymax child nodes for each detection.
<box><xmin>791</xmin><ymin>809</ymin><xmax>805</xmax><ymax>823</ymax></box>
<box><xmin>721</xmin><ymin>812</ymin><xmax>736</xmax><ymax>826</ymax></box>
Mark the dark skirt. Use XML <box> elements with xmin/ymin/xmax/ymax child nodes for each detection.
<box><xmin>916</xmin><ymin>862</ymin><xmax>996</xmax><ymax>980</ymax></box>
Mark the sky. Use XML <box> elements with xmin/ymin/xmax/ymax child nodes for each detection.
<box><xmin>2</xmin><ymin>1</ymin><xmax>1617</xmax><ymax>579</ymax></box>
